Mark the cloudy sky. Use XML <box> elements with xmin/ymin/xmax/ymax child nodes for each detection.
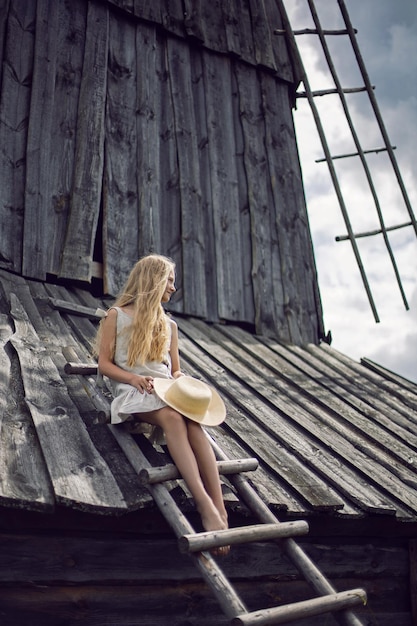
<box><xmin>284</xmin><ymin>0</ymin><xmax>417</xmax><ymax>382</ymax></box>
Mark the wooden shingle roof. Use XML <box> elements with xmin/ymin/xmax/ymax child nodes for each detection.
<box><xmin>1</xmin><ymin>268</ymin><xmax>417</xmax><ymax>530</ymax></box>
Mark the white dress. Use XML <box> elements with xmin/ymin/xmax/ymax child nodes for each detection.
<box><xmin>108</xmin><ymin>307</ymin><xmax>172</xmax><ymax>443</ymax></box>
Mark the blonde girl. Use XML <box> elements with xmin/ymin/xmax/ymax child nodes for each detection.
<box><xmin>97</xmin><ymin>254</ymin><xmax>228</xmax><ymax>542</ymax></box>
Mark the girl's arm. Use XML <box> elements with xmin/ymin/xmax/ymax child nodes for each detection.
<box><xmin>98</xmin><ymin>308</ymin><xmax>152</xmax><ymax>393</ymax></box>
<box><xmin>169</xmin><ymin>319</ymin><xmax>184</xmax><ymax>379</ymax></box>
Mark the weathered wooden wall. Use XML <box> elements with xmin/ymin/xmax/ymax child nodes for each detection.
<box><xmin>0</xmin><ymin>528</ymin><xmax>412</xmax><ymax>625</ymax></box>
<box><xmin>0</xmin><ymin>0</ymin><xmax>323</xmax><ymax>344</ymax></box>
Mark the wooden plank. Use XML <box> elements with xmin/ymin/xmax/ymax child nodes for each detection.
<box><xmin>0</xmin><ymin>313</ymin><xmax>54</xmax><ymax>511</ymax></box>
<box><xmin>177</xmin><ymin>339</ymin><xmax>348</xmax><ymax>513</ymax></box>
<box><xmin>183</xmin><ymin>0</ymin><xmax>227</xmax><ymax>52</ymax></box>
<box><xmin>0</xmin><ymin>585</ymin><xmax>231</xmax><ymax>626</ymax></box>
<box><xmin>22</xmin><ymin>0</ymin><xmax>59</xmax><ymax>279</ymax></box>
<box><xmin>161</xmin><ymin>0</ymin><xmax>186</xmax><ymax>38</ymax></box>
<box><xmin>360</xmin><ymin>358</ymin><xmax>417</xmax><ymax>408</ymax></box>
<box><xmin>310</xmin><ymin>343</ymin><xmax>417</xmax><ymax>441</ymax></box>
<box><xmin>45</xmin><ymin>0</ymin><xmax>88</xmax><ymax>276</ymax></box>
<box><xmin>221</xmin><ymin>0</ymin><xmax>243</xmax><ymax>58</ymax></box>
<box><xmin>0</xmin><ymin>531</ymin><xmax>407</xmax><ymax>587</ymax></box>
<box><xmin>203</xmin><ymin>52</ymin><xmax>251</xmax><ymax>322</ymax></box>
<box><xmin>0</xmin><ymin>0</ymin><xmax>10</xmax><ymax>86</ymax></box>
<box><xmin>261</xmin><ymin>71</ymin><xmax>323</xmax><ymax>344</ymax></box>
<box><xmin>174</xmin><ymin>323</ymin><xmax>359</xmax><ymax>517</ymax></box>
<box><xmin>133</xmin><ymin>0</ymin><xmax>161</xmax><ymax>23</ymax></box>
<box><xmin>86</xmin><ymin>0</ymin><xmax>295</xmax><ymax>80</ymax></box>
<box><xmin>0</xmin><ymin>0</ymin><xmax>36</xmax><ymax>275</ymax></box>
<box><xmin>44</xmin><ymin>284</ymin><xmax>100</xmax><ymax>353</ymax></box>
<box><xmin>182</xmin><ymin>0</ymin><xmax>205</xmax><ymax>42</ymax></box>
<box><xmin>271</xmin><ymin>341</ymin><xmax>417</xmax><ymax>452</ymax></box>
<box><xmin>109</xmin><ymin>0</ymin><xmax>134</xmax><ymax>13</ymax></box>
<box><xmin>218</xmin><ymin>324</ymin><xmax>417</xmax><ymax>481</ymax></box>
<box><xmin>206</xmin><ymin>424</ymin><xmax>326</xmax><ymax>517</ymax></box>
<box><xmin>134</xmin><ymin>24</ymin><xmax>162</xmax><ymax>260</ymax></box>
<box><xmin>102</xmin><ymin>10</ymin><xmax>139</xmax><ymax>296</ymax></box>
<box><xmin>177</xmin><ymin>319</ymin><xmax>404</xmax><ymax>517</ymax></box>
<box><xmin>9</xmin><ymin>292</ymin><xmax>128</xmax><ymax>514</ymax></box>
<box><xmin>183</xmin><ymin>320</ymin><xmax>417</xmax><ymax>516</ymax></box>
<box><xmin>49</xmin><ymin>297</ymin><xmax>104</xmax><ymax>319</ymax></box>
<box><xmin>234</xmin><ymin>61</ymin><xmax>288</xmax><ymax>337</ymax></box>
<box><xmin>247</xmin><ymin>0</ymin><xmax>276</xmax><ymax>71</ymax></box>
<box><xmin>0</xmin><ymin>581</ymin><xmax>380</xmax><ymax>626</ymax></box>
<box><xmin>142</xmin><ymin>34</ymin><xmax>184</xmax><ymax>310</ymax></box>
<box><xmin>327</xmin><ymin>348</ymin><xmax>417</xmax><ymax>417</ymax></box>
<box><xmin>262</xmin><ymin>0</ymin><xmax>296</xmax><ymax>82</ymax></box>
<box><xmin>187</xmin><ymin>49</ymin><xmax>219</xmax><ymax>321</ymax></box>
<box><xmin>166</xmin><ymin>37</ymin><xmax>206</xmax><ymax>317</ymax></box>
<box><xmin>186</xmin><ymin>359</ymin><xmax>349</xmax><ymax>513</ymax></box>
<box><xmin>59</xmin><ymin>1</ymin><xmax>108</xmax><ymax>282</ymax></box>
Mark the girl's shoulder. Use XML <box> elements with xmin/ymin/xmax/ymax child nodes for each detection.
<box><xmin>168</xmin><ymin>316</ymin><xmax>177</xmax><ymax>330</ymax></box>
<box><xmin>108</xmin><ymin>306</ymin><xmax>133</xmax><ymax>318</ymax></box>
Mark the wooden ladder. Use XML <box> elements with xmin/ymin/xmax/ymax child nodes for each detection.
<box><xmin>65</xmin><ymin>357</ymin><xmax>367</xmax><ymax>626</ymax></box>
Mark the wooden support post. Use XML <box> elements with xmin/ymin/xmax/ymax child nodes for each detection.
<box><xmin>231</xmin><ymin>589</ymin><xmax>367</xmax><ymax>626</ymax></box>
<box><xmin>178</xmin><ymin>521</ymin><xmax>309</xmax><ymax>553</ymax></box>
<box><xmin>50</xmin><ymin>297</ymin><xmax>105</xmax><ymax>319</ymax></box>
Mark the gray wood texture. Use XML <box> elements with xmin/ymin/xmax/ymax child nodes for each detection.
<box><xmin>0</xmin><ymin>0</ymin><xmax>321</xmax><ymax>346</ymax></box>
<box><xmin>59</xmin><ymin>1</ymin><xmax>109</xmax><ymax>281</ymax></box>
<box><xmin>0</xmin><ymin>0</ymin><xmax>36</xmax><ymax>274</ymax></box>
<box><xmin>0</xmin><ymin>270</ymin><xmax>416</xmax><ymax>527</ymax></box>
<box><xmin>22</xmin><ymin>0</ymin><xmax>59</xmax><ymax>279</ymax></box>
<box><xmin>0</xmin><ymin>273</ymin><xmax>415</xmax><ymax>625</ymax></box>
<box><xmin>8</xmin><ymin>291</ymin><xmax>127</xmax><ymax>513</ymax></box>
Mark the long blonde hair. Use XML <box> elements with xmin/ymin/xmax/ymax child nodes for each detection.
<box><xmin>97</xmin><ymin>254</ymin><xmax>175</xmax><ymax>366</ymax></box>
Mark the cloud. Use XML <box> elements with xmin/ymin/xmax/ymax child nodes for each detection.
<box><xmin>285</xmin><ymin>0</ymin><xmax>417</xmax><ymax>382</ymax></box>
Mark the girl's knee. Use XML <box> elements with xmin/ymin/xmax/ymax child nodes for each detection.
<box><xmin>187</xmin><ymin>420</ymin><xmax>203</xmax><ymax>436</ymax></box>
<box><xmin>159</xmin><ymin>407</ymin><xmax>186</xmax><ymax>431</ymax></box>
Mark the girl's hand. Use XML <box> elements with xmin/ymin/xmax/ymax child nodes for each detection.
<box><xmin>130</xmin><ymin>374</ymin><xmax>154</xmax><ymax>394</ymax></box>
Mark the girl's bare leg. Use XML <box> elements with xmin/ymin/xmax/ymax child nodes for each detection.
<box><xmin>186</xmin><ymin>420</ymin><xmax>228</xmax><ymax>526</ymax></box>
<box><xmin>134</xmin><ymin>407</ymin><xmax>226</xmax><ymax>534</ymax></box>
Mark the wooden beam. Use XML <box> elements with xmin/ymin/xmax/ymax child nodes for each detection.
<box><xmin>179</xmin><ymin>521</ymin><xmax>309</xmax><ymax>553</ymax></box>
<box><xmin>139</xmin><ymin>458</ymin><xmax>259</xmax><ymax>485</ymax></box>
<box><xmin>232</xmin><ymin>589</ymin><xmax>367</xmax><ymax>626</ymax></box>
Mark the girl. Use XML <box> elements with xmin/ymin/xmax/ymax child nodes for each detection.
<box><xmin>97</xmin><ymin>254</ymin><xmax>228</xmax><ymax>542</ymax></box>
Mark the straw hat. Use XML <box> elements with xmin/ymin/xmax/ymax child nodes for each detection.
<box><xmin>153</xmin><ymin>376</ymin><xmax>226</xmax><ymax>426</ymax></box>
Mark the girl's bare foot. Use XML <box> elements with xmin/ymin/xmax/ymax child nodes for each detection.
<box><xmin>197</xmin><ymin>499</ymin><xmax>230</xmax><ymax>556</ymax></box>
<box><xmin>198</xmin><ymin>499</ymin><xmax>225</xmax><ymax>532</ymax></box>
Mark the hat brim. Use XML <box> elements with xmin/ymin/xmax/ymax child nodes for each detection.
<box><xmin>153</xmin><ymin>377</ymin><xmax>226</xmax><ymax>426</ymax></box>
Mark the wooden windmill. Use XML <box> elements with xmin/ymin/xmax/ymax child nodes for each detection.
<box><xmin>0</xmin><ymin>1</ymin><xmax>416</xmax><ymax>625</ymax></box>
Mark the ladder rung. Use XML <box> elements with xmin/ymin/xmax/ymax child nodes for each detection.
<box><xmin>232</xmin><ymin>588</ymin><xmax>367</xmax><ymax>625</ymax></box>
<box><xmin>297</xmin><ymin>86</ymin><xmax>372</xmax><ymax>98</ymax></box>
<box><xmin>139</xmin><ymin>458</ymin><xmax>259</xmax><ymax>485</ymax></box>
<box><xmin>316</xmin><ymin>145</ymin><xmax>396</xmax><ymax>162</ymax></box>
<box><xmin>178</xmin><ymin>521</ymin><xmax>309</xmax><ymax>553</ymax></box>
<box><xmin>274</xmin><ymin>28</ymin><xmax>358</xmax><ymax>36</ymax></box>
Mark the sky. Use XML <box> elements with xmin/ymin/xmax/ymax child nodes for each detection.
<box><xmin>284</xmin><ymin>0</ymin><xmax>417</xmax><ymax>383</ymax></box>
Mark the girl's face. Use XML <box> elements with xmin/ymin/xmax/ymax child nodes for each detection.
<box><xmin>161</xmin><ymin>269</ymin><xmax>176</xmax><ymax>303</ymax></box>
